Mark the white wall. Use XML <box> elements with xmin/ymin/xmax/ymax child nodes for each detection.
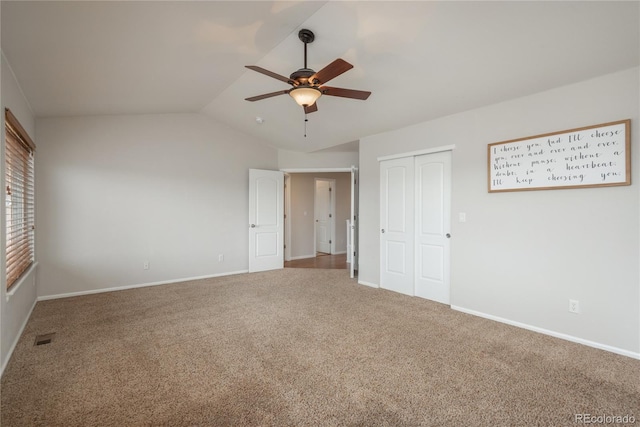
<box><xmin>288</xmin><ymin>172</ymin><xmax>351</xmax><ymax>259</ymax></box>
<box><xmin>359</xmin><ymin>67</ymin><xmax>640</xmax><ymax>356</ymax></box>
<box><xmin>278</xmin><ymin>148</ymin><xmax>358</xmax><ymax>170</ymax></box>
<box><xmin>36</xmin><ymin>114</ymin><xmax>278</xmax><ymax>298</ymax></box>
<box><xmin>1</xmin><ymin>52</ymin><xmax>38</xmax><ymax>375</ymax></box>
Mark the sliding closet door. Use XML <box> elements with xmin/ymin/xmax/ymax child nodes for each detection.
<box><xmin>380</xmin><ymin>157</ymin><xmax>415</xmax><ymax>296</ymax></box>
<box><xmin>415</xmin><ymin>151</ymin><xmax>451</xmax><ymax>304</ymax></box>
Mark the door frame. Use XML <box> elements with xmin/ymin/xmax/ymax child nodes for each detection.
<box><xmin>350</xmin><ymin>166</ymin><xmax>358</xmax><ymax>278</ymax></box>
<box><xmin>314</xmin><ymin>178</ymin><xmax>336</xmax><ymax>255</ymax></box>
<box><xmin>281</xmin><ymin>167</ymin><xmax>357</xmax><ymax>274</ymax></box>
<box><xmin>284</xmin><ymin>173</ymin><xmax>291</xmax><ymax>262</ymax></box>
<box><xmin>377</xmin><ymin>145</ymin><xmax>456</xmax><ymax>162</ymax></box>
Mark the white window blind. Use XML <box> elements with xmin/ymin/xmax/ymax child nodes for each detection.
<box><xmin>5</xmin><ymin>108</ymin><xmax>35</xmax><ymax>289</ymax></box>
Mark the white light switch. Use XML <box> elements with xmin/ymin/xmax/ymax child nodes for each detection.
<box><xmin>459</xmin><ymin>212</ymin><xmax>467</xmax><ymax>222</ymax></box>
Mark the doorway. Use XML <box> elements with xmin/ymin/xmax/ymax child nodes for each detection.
<box><xmin>283</xmin><ymin>170</ymin><xmax>356</xmax><ymax>273</ymax></box>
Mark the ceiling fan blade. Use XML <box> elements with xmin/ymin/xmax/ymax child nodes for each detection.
<box><xmin>304</xmin><ymin>103</ymin><xmax>318</xmax><ymax>114</ymax></box>
<box><xmin>310</xmin><ymin>59</ymin><xmax>353</xmax><ymax>85</ymax></box>
<box><xmin>320</xmin><ymin>86</ymin><xmax>371</xmax><ymax>100</ymax></box>
<box><xmin>245</xmin><ymin>66</ymin><xmax>291</xmax><ymax>84</ymax></box>
<box><xmin>245</xmin><ymin>90</ymin><xmax>290</xmax><ymax>102</ymax></box>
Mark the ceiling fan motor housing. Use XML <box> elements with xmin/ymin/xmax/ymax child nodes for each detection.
<box><xmin>290</xmin><ymin>68</ymin><xmax>316</xmax><ymax>86</ymax></box>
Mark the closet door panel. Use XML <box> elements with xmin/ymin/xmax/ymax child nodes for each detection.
<box><xmin>380</xmin><ymin>157</ymin><xmax>415</xmax><ymax>296</ymax></box>
<box><xmin>415</xmin><ymin>151</ymin><xmax>451</xmax><ymax>304</ymax></box>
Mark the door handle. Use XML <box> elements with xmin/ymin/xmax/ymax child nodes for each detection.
<box><xmin>250</xmin><ymin>224</ymin><xmax>256</xmax><ymax>228</ymax></box>
<box><xmin>446</xmin><ymin>233</ymin><xmax>451</xmax><ymax>238</ymax></box>
<box><xmin>381</xmin><ymin>229</ymin><xmax>385</xmax><ymax>233</ymax></box>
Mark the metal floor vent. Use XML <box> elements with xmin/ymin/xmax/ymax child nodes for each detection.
<box><xmin>34</xmin><ymin>333</ymin><xmax>55</xmax><ymax>346</ymax></box>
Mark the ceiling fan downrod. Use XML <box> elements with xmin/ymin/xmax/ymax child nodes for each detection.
<box><xmin>298</xmin><ymin>29</ymin><xmax>315</xmax><ymax>70</ymax></box>
<box><xmin>300</xmin><ymin>29</ymin><xmax>315</xmax><ymax>137</ymax></box>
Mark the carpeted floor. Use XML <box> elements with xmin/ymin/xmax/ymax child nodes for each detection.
<box><xmin>1</xmin><ymin>268</ymin><xmax>638</xmax><ymax>426</ymax></box>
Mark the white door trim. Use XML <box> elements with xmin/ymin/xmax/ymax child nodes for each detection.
<box><xmin>377</xmin><ymin>144</ymin><xmax>456</xmax><ymax>162</ymax></box>
<box><xmin>281</xmin><ymin>168</ymin><xmax>352</xmax><ymax>173</ymax></box>
<box><xmin>350</xmin><ymin>166</ymin><xmax>358</xmax><ymax>278</ymax></box>
<box><xmin>284</xmin><ymin>173</ymin><xmax>291</xmax><ymax>262</ymax></box>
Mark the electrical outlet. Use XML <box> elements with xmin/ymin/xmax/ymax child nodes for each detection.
<box><xmin>143</xmin><ymin>261</ymin><xmax>150</xmax><ymax>270</ymax></box>
<box><xmin>569</xmin><ymin>299</ymin><xmax>580</xmax><ymax>314</ymax></box>
<box><xmin>218</xmin><ymin>254</ymin><xmax>224</xmax><ymax>262</ymax></box>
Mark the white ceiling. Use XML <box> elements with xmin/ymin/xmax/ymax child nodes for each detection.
<box><xmin>2</xmin><ymin>1</ymin><xmax>639</xmax><ymax>153</ymax></box>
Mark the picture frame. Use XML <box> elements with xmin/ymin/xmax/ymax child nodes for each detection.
<box><xmin>488</xmin><ymin>119</ymin><xmax>630</xmax><ymax>192</ymax></box>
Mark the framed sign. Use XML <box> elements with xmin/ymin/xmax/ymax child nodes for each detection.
<box><xmin>488</xmin><ymin>119</ymin><xmax>630</xmax><ymax>192</ymax></box>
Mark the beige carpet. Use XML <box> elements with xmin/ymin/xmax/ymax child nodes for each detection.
<box><xmin>1</xmin><ymin>268</ymin><xmax>638</xmax><ymax>426</ymax></box>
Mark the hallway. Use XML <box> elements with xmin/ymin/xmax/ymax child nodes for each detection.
<box><xmin>284</xmin><ymin>253</ymin><xmax>348</xmax><ymax>270</ymax></box>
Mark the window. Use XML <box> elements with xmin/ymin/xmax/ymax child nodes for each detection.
<box><xmin>5</xmin><ymin>108</ymin><xmax>35</xmax><ymax>290</ymax></box>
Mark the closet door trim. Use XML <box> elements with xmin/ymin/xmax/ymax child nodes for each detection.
<box><xmin>377</xmin><ymin>144</ymin><xmax>456</xmax><ymax>162</ymax></box>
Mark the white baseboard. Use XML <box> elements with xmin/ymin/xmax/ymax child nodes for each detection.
<box><xmin>1</xmin><ymin>297</ymin><xmax>37</xmax><ymax>377</ymax></box>
<box><xmin>451</xmin><ymin>305</ymin><xmax>640</xmax><ymax>360</ymax></box>
<box><xmin>289</xmin><ymin>255</ymin><xmax>316</xmax><ymax>261</ymax></box>
<box><xmin>358</xmin><ymin>280</ymin><xmax>379</xmax><ymax>289</ymax></box>
<box><xmin>332</xmin><ymin>251</ymin><xmax>347</xmax><ymax>255</ymax></box>
<box><xmin>37</xmin><ymin>270</ymin><xmax>249</xmax><ymax>301</ymax></box>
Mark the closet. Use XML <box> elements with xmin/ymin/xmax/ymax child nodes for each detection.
<box><xmin>379</xmin><ymin>150</ymin><xmax>452</xmax><ymax>304</ymax></box>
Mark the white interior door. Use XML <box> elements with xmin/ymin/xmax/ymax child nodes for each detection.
<box><xmin>380</xmin><ymin>157</ymin><xmax>415</xmax><ymax>296</ymax></box>
<box><xmin>415</xmin><ymin>152</ymin><xmax>451</xmax><ymax>304</ymax></box>
<box><xmin>249</xmin><ymin>169</ymin><xmax>284</xmax><ymax>272</ymax></box>
<box><xmin>315</xmin><ymin>179</ymin><xmax>332</xmax><ymax>254</ymax></box>
<box><xmin>350</xmin><ymin>166</ymin><xmax>359</xmax><ymax>278</ymax></box>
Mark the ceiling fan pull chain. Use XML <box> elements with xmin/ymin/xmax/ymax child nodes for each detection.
<box><xmin>304</xmin><ymin>114</ymin><xmax>308</xmax><ymax>137</ymax></box>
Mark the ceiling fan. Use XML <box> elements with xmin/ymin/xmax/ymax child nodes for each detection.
<box><xmin>245</xmin><ymin>29</ymin><xmax>371</xmax><ymax>114</ymax></box>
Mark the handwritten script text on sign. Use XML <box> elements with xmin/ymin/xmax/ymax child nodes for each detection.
<box><xmin>489</xmin><ymin>121</ymin><xmax>629</xmax><ymax>192</ymax></box>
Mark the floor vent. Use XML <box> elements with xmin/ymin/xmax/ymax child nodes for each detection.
<box><xmin>34</xmin><ymin>333</ymin><xmax>56</xmax><ymax>346</ymax></box>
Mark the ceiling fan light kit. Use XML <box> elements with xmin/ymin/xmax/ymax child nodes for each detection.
<box><xmin>245</xmin><ymin>29</ymin><xmax>371</xmax><ymax>114</ymax></box>
<box><xmin>289</xmin><ymin>86</ymin><xmax>322</xmax><ymax>107</ymax></box>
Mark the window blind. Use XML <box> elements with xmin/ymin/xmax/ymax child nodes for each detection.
<box><xmin>5</xmin><ymin>108</ymin><xmax>35</xmax><ymax>289</ymax></box>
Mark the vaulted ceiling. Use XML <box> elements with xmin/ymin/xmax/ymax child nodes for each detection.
<box><xmin>2</xmin><ymin>1</ymin><xmax>639</xmax><ymax>152</ymax></box>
